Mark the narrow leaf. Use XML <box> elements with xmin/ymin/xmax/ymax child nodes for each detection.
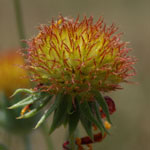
<box><xmin>79</xmin><ymin>101</ymin><xmax>103</xmax><ymax>133</ymax></box>
<box><xmin>94</xmin><ymin>91</ymin><xmax>111</xmax><ymax>123</ymax></box>
<box><xmin>68</xmin><ymin>109</ymin><xmax>80</xmax><ymax>136</ymax></box>
<box><xmin>11</xmin><ymin>88</ymin><xmax>33</xmax><ymax>97</ymax></box>
<box><xmin>67</xmin><ymin>96</ymin><xmax>73</xmax><ymax>114</ymax></box>
<box><xmin>49</xmin><ymin>94</ymin><xmax>69</xmax><ymax>134</ymax></box>
<box><xmin>63</xmin><ymin>114</ymin><xmax>68</xmax><ymax>127</ymax></box>
<box><xmin>92</xmin><ymin>101</ymin><xmax>108</xmax><ymax>135</ymax></box>
<box><xmin>80</xmin><ymin>113</ymin><xmax>93</xmax><ymax>140</ymax></box>
<box><xmin>17</xmin><ymin>95</ymin><xmax>52</xmax><ymax>119</ymax></box>
<box><xmin>35</xmin><ymin>94</ymin><xmax>62</xmax><ymax>129</ymax></box>
<box><xmin>8</xmin><ymin>95</ymin><xmax>38</xmax><ymax>109</ymax></box>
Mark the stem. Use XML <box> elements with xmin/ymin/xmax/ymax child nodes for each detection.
<box><xmin>69</xmin><ymin>131</ymin><xmax>77</xmax><ymax>150</ymax></box>
<box><xmin>13</xmin><ymin>0</ymin><xmax>26</xmax><ymax>48</ymax></box>
<box><xmin>41</xmin><ymin>123</ymin><xmax>54</xmax><ymax>150</ymax></box>
<box><xmin>23</xmin><ymin>135</ymin><xmax>32</xmax><ymax>150</ymax></box>
<box><xmin>70</xmin><ymin>134</ymin><xmax>76</xmax><ymax>150</ymax></box>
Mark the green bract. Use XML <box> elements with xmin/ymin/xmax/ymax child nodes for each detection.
<box><xmin>10</xmin><ymin>88</ymin><xmax>110</xmax><ymax>137</ymax></box>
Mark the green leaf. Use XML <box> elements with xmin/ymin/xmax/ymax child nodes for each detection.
<box><xmin>11</xmin><ymin>88</ymin><xmax>33</xmax><ymax>97</ymax></box>
<box><xmin>63</xmin><ymin>114</ymin><xmax>68</xmax><ymax>127</ymax></box>
<box><xmin>94</xmin><ymin>91</ymin><xmax>111</xmax><ymax>123</ymax></box>
<box><xmin>49</xmin><ymin>94</ymin><xmax>70</xmax><ymax>134</ymax></box>
<box><xmin>92</xmin><ymin>101</ymin><xmax>108</xmax><ymax>135</ymax></box>
<box><xmin>17</xmin><ymin>95</ymin><xmax>52</xmax><ymax>119</ymax></box>
<box><xmin>79</xmin><ymin>100</ymin><xmax>104</xmax><ymax>133</ymax></box>
<box><xmin>80</xmin><ymin>113</ymin><xmax>93</xmax><ymax>140</ymax></box>
<box><xmin>8</xmin><ymin>95</ymin><xmax>39</xmax><ymax>109</ymax></box>
<box><xmin>68</xmin><ymin>109</ymin><xmax>80</xmax><ymax>136</ymax></box>
<box><xmin>35</xmin><ymin>94</ymin><xmax>62</xmax><ymax>129</ymax></box>
<box><xmin>67</xmin><ymin>96</ymin><xmax>73</xmax><ymax>114</ymax></box>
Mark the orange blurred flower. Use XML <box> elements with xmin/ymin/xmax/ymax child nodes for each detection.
<box><xmin>0</xmin><ymin>50</ymin><xmax>30</xmax><ymax>96</ymax></box>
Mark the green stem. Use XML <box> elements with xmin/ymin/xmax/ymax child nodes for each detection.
<box><xmin>23</xmin><ymin>135</ymin><xmax>32</xmax><ymax>150</ymax></box>
<box><xmin>41</xmin><ymin>123</ymin><xmax>54</xmax><ymax>150</ymax></box>
<box><xmin>13</xmin><ymin>0</ymin><xmax>26</xmax><ymax>48</ymax></box>
<box><xmin>69</xmin><ymin>131</ymin><xmax>76</xmax><ymax>150</ymax></box>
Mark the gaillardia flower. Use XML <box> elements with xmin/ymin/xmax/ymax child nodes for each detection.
<box><xmin>10</xmin><ymin>16</ymin><xmax>136</xmax><ymax>150</ymax></box>
<box><xmin>26</xmin><ymin>16</ymin><xmax>135</xmax><ymax>98</ymax></box>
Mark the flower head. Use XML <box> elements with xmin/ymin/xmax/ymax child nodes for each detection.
<box><xmin>10</xmin><ymin>16</ymin><xmax>136</xmax><ymax>149</ymax></box>
<box><xmin>0</xmin><ymin>50</ymin><xmax>30</xmax><ymax>96</ymax></box>
<box><xmin>26</xmin><ymin>16</ymin><xmax>135</xmax><ymax>98</ymax></box>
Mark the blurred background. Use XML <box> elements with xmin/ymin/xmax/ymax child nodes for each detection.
<box><xmin>0</xmin><ymin>0</ymin><xmax>150</xmax><ymax>150</ymax></box>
